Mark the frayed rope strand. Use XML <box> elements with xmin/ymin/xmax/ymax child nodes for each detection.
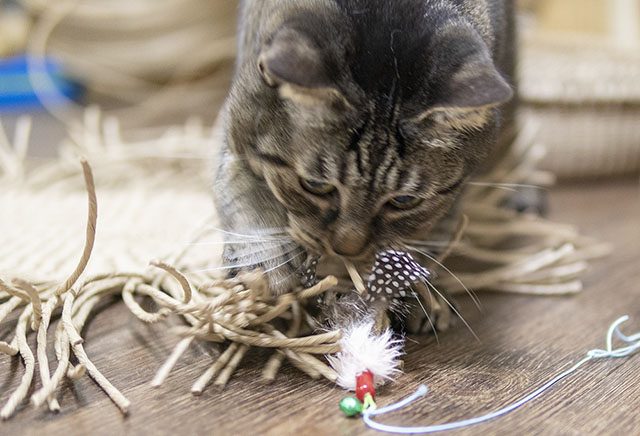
<box><xmin>363</xmin><ymin>316</ymin><xmax>640</xmax><ymax>434</ymax></box>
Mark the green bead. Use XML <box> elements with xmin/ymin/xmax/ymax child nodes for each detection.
<box><xmin>340</xmin><ymin>396</ymin><xmax>363</xmax><ymax>417</ymax></box>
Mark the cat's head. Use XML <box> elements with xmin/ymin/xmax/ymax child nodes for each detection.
<box><xmin>227</xmin><ymin>1</ymin><xmax>513</xmax><ymax>261</ymax></box>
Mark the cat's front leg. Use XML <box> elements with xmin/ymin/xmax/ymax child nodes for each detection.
<box><xmin>214</xmin><ymin>144</ymin><xmax>306</xmax><ymax>295</ymax></box>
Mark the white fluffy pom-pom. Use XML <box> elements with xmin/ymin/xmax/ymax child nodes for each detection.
<box><xmin>327</xmin><ymin>321</ymin><xmax>404</xmax><ymax>391</ymax></box>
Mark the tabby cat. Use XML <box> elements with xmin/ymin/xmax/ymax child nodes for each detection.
<box><xmin>214</xmin><ymin>0</ymin><xmax>516</xmax><ymax>328</ymax></box>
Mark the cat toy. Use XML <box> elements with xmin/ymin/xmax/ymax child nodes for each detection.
<box><xmin>298</xmin><ymin>245</ymin><xmax>640</xmax><ymax>433</ymax></box>
<box><xmin>300</xmin><ymin>250</ymin><xmax>433</xmax><ymax>391</ymax></box>
<box><xmin>338</xmin><ymin>315</ymin><xmax>640</xmax><ymax>434</ymax></box>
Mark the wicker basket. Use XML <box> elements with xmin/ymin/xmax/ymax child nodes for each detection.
<box><xmin>520</xmin><ymin>34</ymin><xmax>640</xmax><ymax>178</ymax></box>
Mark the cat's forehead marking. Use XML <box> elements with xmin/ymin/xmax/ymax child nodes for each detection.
<box><xmin>300</xmin><ymin>100</ymin><xmax>425</xmax><ymax>193</ymax></box>
<box><xmin>384</xmin><ymin>165</ymin><xmax>401</xmax><ymax>190</ymax></box>
<box><xmin>325</xmin><ymin>156</ymin><xmax>340</xmax><ymax>181</ymax></box>
<box><xmin>314</xmin><ymin>153</ymin><xmax>340</xmax><ymax>181</ymax></box>
<box><xmin>370</xmin><ymin>149</ymin><xmax>398</xmax><ymax>191</ymax></box>
<box><xmin>399</xmin><ymin>169</ymin><xmax>422</xmax><ymax>192</ymax></box>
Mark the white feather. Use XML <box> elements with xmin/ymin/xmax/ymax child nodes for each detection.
<box><xmin>327</xmin><ymin>321</ymin><xmax>404</xmax><ymax>391</ymax></box>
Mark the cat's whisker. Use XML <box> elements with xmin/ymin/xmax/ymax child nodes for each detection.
<box><xmin>187</xmin><ymin>239</ymin><xmax>291</xmax><ymax>247</ymax></box>
<box><xmin>263</xmin><ymin>250</ymin><xmax>306</xmax><ymax>274</ymax></box>
<box><xmin>271</xmin><ymin>268</ymin><xmax>300</xmax><ymax>288</ymax></box>
<box><xmin>204</xmin><ymin>225</ymin><xmax>290</xmax><ymax>241</ymax></box>
<box><xmin>405</xmin><ymin>244</ymin><xmax>482</xmax><ymax>311</ymax></box>
<box><xmin>229</xmin><ymin>242</ymin><xmax>299</xmax><ymax>261</ymax></box>
<box><xmin>229</xmin><ymin>226</ymin><xmax>291</xmax><ymax>236</ymax></box>
<box><xmin>203</xmin><ymin>223</ymin><xmax>289</xmax><ymax>234</ymax></box>
<box><xmin>230</xmin><ymin>243</ymin><xmax>301</xmax><ymax>263</ymax></box>
<box><xmin>412</xmin><ymin>291</ymin><xmax>439</xmax><ymax>344</ymax></box>
<box><xmin>421</xmin><ymin>278</ymin><xmax>480</xmax><ymax>343</ymax></box>
<box><xmin>466</xmin><ymin>181</ymin><xmax>546</xmax><ymax>192</ymax></box>
<box><xmin>400</xmin><ymin>239</ymin><xmax>457</xmax><ymax>248</ymax></box>
<box><xmin>192</xmin><ymin>247</ymin><xmax>304</xmax><ymax>273</ymax></box>
<box><xmin>132</xmin><ymin>153</ymin><xmax>212</xmax><ymax>160</ymax></box>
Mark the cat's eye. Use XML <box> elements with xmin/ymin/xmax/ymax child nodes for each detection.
<box><xmin>300</xmin><ymin>178</ymin><xmax>336</xmax><ymax>195</ymax></box>
<box><xmin>388</xmin><ymin>195</ymin><xmax>423</xmax><ymax>210</ymax></box>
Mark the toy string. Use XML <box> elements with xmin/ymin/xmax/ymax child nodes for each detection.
<box><xmin>364</xmin><ymin>315</ymin><xmax>640</xmax><ymax>434</ymax></box>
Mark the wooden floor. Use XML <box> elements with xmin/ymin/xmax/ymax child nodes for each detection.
<box><xmin>1</xmin><ymin>178</ymin><xmax>639</xmax><ymax>436</ymax></box>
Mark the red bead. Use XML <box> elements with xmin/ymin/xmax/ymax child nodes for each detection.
<box><xmin>355</xmin><ymin>370</ymin><xmax>375</xmax><ymax>402</ymax></box>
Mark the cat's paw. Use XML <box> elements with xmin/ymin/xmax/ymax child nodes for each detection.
<box><xmin>401</xmin><ymin>290</ymin><xmax>455</xmax><ymax>335</ymax></box>
<box><xmin>222</xmin><ymin>242</ymin><xmax>306</xmax><ymax>295</ymax></box>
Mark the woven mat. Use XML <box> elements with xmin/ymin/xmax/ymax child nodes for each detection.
<box><xmin>0</xmin><ymin>111</ymin><xmax>218</xmax><ymax>283</ymax></box>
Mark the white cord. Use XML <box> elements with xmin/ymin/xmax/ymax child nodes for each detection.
<box><xmin>363</xmin><ymin>316</ymin><xmax>640</xmax><ymax>434</ymax></box>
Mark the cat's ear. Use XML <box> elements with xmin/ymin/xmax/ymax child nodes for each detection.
<box><xmin>415</xmin><ymin>52</ymin><xmax>513</xmax><ymax>131</ymax></box>
<box><xmin>258</xmin><ymin>28</ymin><xmax>351</xmax><ymax>109</ymax></box>
<box><xmin>438</xmin><ymin>55</ymin><xmax>513</xmax><ymax>110</ymax></box>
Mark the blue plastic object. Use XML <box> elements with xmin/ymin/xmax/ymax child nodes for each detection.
<box><xmin>0</xmin><ymin>54</ymin><xmax>83</xmax><ymax>111</ymax></box>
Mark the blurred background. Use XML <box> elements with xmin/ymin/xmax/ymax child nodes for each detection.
<box><xmin>0</xmin><ymin>0</ymin><xmax>639</xmax><ymax>179</ymax></box>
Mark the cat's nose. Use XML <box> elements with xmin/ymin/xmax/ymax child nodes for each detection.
<box><xmin>331</xmin><ymin>230</ymin><xmax>369</xmax><ymax>257</ymax></box>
